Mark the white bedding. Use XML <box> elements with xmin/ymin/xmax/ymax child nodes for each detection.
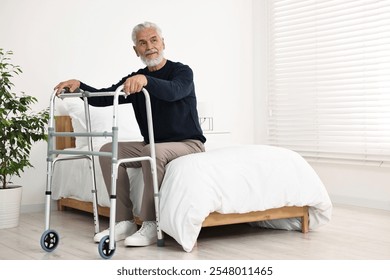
<box><xmin>159</xmin><ymin>145</ymin><xmax>332</xmax><ymax>252</ymax></box>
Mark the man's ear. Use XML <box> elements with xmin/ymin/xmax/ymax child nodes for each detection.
<box><xmin>162</xmin><ymin>38</ymin><xmax>165</xmax><ymax>50</ymax></box>
<box><xmin>133</xmin><ymin>46</ymin><xmax>139</xmax><ymax>57</ymax></box>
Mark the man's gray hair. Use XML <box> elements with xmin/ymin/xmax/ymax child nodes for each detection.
<box><xmin>132</xmin><ymin>22</ymin><xmax>163</xmax><ymax>45</ymax></box>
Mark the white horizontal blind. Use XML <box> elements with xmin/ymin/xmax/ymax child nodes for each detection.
<box><xmin>266</xmin><ymin>0</ymin><xmax>390</xmax><ymax>166</ymax></box>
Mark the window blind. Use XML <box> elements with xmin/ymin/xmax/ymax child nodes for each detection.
<box><xmin>266</xmin><ymin>0</ymin><xmax>390</xmax><ymax>166</ymax></box>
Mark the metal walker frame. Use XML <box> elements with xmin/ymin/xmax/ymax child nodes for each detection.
<box><xmin>40</xmin><ymin>85</ymin><xmax>164</xmax><ymax>259</ymax></box>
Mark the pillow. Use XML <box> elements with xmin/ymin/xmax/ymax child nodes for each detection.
<box><xmin>61</xmin><ymin>98</ymin><xmax>143</xmax><ymax>148</ymax></box>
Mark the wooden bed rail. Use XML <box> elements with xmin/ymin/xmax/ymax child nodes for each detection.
<box><xmin>58</xmin><ymin>197</ymin><xmax>309</xmax><ymax>233</ymax></box>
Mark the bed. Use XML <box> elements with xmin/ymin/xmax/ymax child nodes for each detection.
<box><xmin>51</xmin><ymin>97</ymin><xmax>332</xmax><ymax>252</ymax></box>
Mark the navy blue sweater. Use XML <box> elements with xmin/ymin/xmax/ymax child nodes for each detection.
<box><xmin>80</xmin><ymin>60</ymin><xmax>206</xmax><ymax>144</ymax></box>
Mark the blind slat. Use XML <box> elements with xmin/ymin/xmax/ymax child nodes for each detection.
<box><xmin>266</xmin><ymin>0</ymin><xmax>390</xmax><ymax>166</ymax></box>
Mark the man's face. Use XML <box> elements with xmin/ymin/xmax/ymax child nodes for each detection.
<box><xmin>133</xmin><ymin>27</ymin><xmax>165</xmax><ymax>67</ymax></box>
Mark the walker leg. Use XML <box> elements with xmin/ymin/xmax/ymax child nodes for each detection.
<box><xmin>83</xmin><ymin>97</ymin><xmax>101</xmax><ymax>235</ymax></box>
<box><xmin>41</xmin><ymin>100</ymin><xmax>61</xmax><ymax>253</ymax></box>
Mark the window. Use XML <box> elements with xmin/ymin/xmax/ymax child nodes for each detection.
<box><xmin>266</xmin><ymin>0</ymin><xmax>390</xmax><ymax>166</ymax></box>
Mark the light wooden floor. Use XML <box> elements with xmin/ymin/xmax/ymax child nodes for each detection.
<box><xmin>0</xmin><ymin>204</ymin><xmax>389</xmax><ymax>260</ymax></box>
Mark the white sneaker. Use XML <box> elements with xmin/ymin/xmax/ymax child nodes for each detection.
<box><xmin>124</xmin><ymin>221</ymin><xmax>157</xmax><ymax>247</ymax></box>
<box><xmin>93</xmin><ymin>220</ymin><xmax>137</xmax><ymax>243</ymax></box>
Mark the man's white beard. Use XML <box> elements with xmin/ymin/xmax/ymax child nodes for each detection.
<box><xmin>141</xmin><ymin>50</ymin><xmax>165</xmax><ymax>67</ymax></box>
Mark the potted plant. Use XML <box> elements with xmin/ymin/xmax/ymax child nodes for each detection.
<box><xmin>0</xmin><ymin>48</ymin><xmax>49</xmax><ymax>229</ymax></box>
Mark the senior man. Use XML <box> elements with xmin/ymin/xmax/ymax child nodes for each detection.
<box><xmin>55</xmin><ymin>21</ymin><xmax>206</xmax><ymax>247</ymax></box>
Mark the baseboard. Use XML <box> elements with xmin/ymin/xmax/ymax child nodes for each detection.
<box><xmin>22</xmin><ymin>196</ymin><xmax>390</xmax><ymax>214</ymax></box>
<box><xmin>329</xmin><ymin>194</ymin><xmax>390</xmax><ymax>211</ymax></box>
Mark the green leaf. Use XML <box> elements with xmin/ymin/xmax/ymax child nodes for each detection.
<box><xmin>0</xmin><ymin>48</ymin><xmax>50</xmax><ymax>189</ymax></box>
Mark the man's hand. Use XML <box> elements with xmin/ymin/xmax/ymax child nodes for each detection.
<box><xmin>123</xmin><ymin>75</ymin><xmax>147</xmax><ymax>95</ymax></box>
<box><xmin>54</xmin><ymin>79</ymin><xmax>81</xmax><ymax>95</ymax></box>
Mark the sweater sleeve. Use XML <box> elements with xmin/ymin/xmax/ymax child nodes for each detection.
<box><xmin>145</xmin><ymin>64</ymin><xmax>194</xmax><ymax>102</ymax></box>
<box><xmin>79</xmin><ymin>76</ymin><xmax>132</xmax><ymax>107</ymax></box>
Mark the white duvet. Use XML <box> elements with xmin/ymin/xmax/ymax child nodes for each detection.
<box><xmin>52</xmin><ymin>144</ymin><xmax>332</xmax><ymax>253</ymax></box>
<box><xmin>159</xmin><ymin>145</ymin><xmax>332</xmax><ymax>252</ymax></box>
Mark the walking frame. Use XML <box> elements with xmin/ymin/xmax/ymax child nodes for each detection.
<box><xmin>40</xmin><ymin>85</ymin><xmax>164</xmax><ymax>259</ymax></box>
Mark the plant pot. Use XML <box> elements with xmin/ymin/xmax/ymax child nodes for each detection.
<box><xmin>0</xmin><ymin>185</ymin><xmax>23</xmax><ymax>229</ymax></box>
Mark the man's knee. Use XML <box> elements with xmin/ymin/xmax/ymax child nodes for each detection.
<box><xmin>141</xmin><ymin>145</ymin><xmax>170</xmax><ymax>166</ymax></box>
<box><xmin>100</xmin><ymin>142</ymin><xmax>112</xmax><ymax>152</ymax></box>
<box><xmin>99</xmin><ymin>142</ymin><xmax>112</xmax><ymax>167</ymax></box>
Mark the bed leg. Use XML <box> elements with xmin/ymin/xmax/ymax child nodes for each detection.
<box><xmin>57</xmin><ymin>199</ymin><xmax>65</xmax><ymax>211</ymax></box>
<box><xmin>301</xmin><ymin>206</ymin><xmax>309</xmax><ymax>233</ymax></box>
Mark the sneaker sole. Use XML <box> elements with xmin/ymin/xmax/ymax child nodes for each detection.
<box><xmin>93</xmin><ymin>228</ymin><xmax>138</xmax><ymax>243</ymax></box>
<box><xmin>124</xmin><ymin>239</ymin><xmax>157</xmax><ymax>247</ymax></box>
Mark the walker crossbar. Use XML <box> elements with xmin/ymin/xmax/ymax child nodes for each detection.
<box><xmin>49</xmin><ymin>150</ymin><xmax>113</xmax><ymax>157</ymax></box>
<box><xmin>51</xmin><ymin>131</ymin><xmax>114</xmax><ymax>138</ymax></box>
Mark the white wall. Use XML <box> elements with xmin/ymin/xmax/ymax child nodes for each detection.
<box><xmin>253</xmin><ymin>0</ymin><xmax>390</xmax><ymax>211</ymax></box>
<box><xmin>0</xmin><ymin>0</ymin><xmax>254</xmax><ymax>211</ymax></box>
<box><xmin>309</xmin><ymin>162</ymin><xmax>390</xmax><ymax>210</ymax></box>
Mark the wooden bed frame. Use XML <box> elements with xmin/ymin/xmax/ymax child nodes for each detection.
<box><xmin>54</xmin><ymin>116</ymin><xmax>309</xmax><ymax>233</ymax></box>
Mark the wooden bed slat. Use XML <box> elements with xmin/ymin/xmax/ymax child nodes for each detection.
<box><xmin>54</xmin><ymin>115</ymin><xmax>310</xmax><ymax>233</ymax></box>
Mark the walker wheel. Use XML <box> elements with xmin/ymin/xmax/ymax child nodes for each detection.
<box><xmin>98</xmin><ymin>235</ymin><xmax>116</xmax><ymax>259</ymax></box>
<box><xmin>40</xmin><ymin>229</ymin><xmax>59</xmax><ymax>252</ymax></box>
